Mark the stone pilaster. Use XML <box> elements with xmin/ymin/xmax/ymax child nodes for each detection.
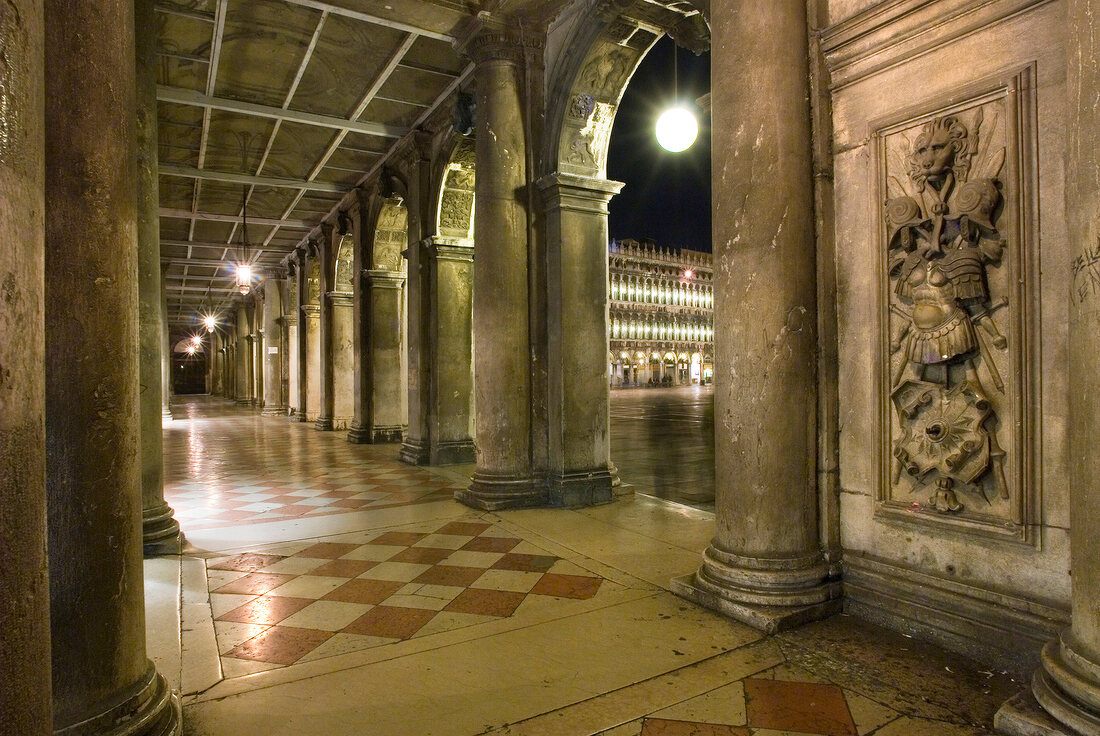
<box><xmin>262</xmin><ymin>280</ymin><xmax>286</xmax><ymax>415</ymax></box>
<box><xmin>136</xmin><ymin>0</ymin><xmax>179</xmax><ymax>554</ymax></box>
<box><xmin>538</xmin><ymin>174</ymin><xmax>623</xmax><ymax>507</ymax></box>
<box><xmin>286</xmin><ymin>264</ymin><xmax>300</xmax><ymax>417</ymax></box>
<box><xmin>670</xmin><ymin>1</ymin><xmax>840</xmax><ymax>633</ymax></box>
<box><xmin>317</xmin><ymin>227</ymin><xmax>335</xmax><ymax>430</ymax></box>
<box><xmin>456</xmin><ymin>29</ymin><xmax>541</xmax><ymax>508</ymax></box>
<box><xmin>425</xmin><ymin>238</ymin><xmax>476</xmax><ymax>465</ymax></box>
<box><xmin>400</xmin><ymin>135</ymin><xmax>436</xmax><ymax>465</ymax></box>
<box><xmin>348</xmin><ymin>269</ymin><xmax>407</xmax><ymax>443</ymax></box>
<box><xmin>998</xmin><ymin>1</ymin><xmax>1100</xmax><ymax>733</ymax></box>
<box><xmin>160</xmin><ymin>264</ymin><xmax>172</xmax><ymax>419</ymax></box>
<box><xmin>0</xmin><ymin>1</ymin><xmax>51</xmax><ymax>732</ymax></box>
<box><xmin>331</xmin><ymin>290</ymin><xmax>355</xmax><ymax>430</ymax></box>
<box><xmin>44</xmin><ymin>0</ymin><xmax>179</xmax><ymax>731</ymax></box>
<box><xmin>235</xmin><ymin>303</ymin><xmax>253</xmax><ymax>405</ymax></box>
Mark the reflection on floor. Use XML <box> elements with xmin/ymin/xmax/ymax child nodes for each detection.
<box><xmin>610</xmin><ymin>386</ymin><xmax>715</xmax><ymax>511</ymax></box>
<box><xmin>152</xmin><ymin>396</ymin><xmax>1019</xmax><ymax>736</ymax></box>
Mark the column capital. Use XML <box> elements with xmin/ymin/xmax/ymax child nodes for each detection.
<box><xmin>457</xmin><ymin>23</ymin><xmax>542</xmax><ymax>64</ymax></box>
<box><xmin>364</xmin><ymin>269</ymin><xmax>407</xmax><ymax>288</ymax></box>
<box><xmin>537</xmin><ymin>172</ymin><xmax>624</xmax><ymax>214</ymax></box>
<box><xmin>428</xmin><ymin>237</ymin><xmax>475</xmax><ymax>263</ymax></box>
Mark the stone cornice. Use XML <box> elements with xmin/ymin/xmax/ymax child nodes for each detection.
<box><xmin>820</xmin><ymin>0</ymin><xmax>1055</xmax><ymax>89</ymax></box>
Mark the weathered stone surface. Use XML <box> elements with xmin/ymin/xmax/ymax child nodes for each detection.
<box><xmin>0</xmin><ymin>0</ymin><xmax>50</xmax><ymax>731</ymax></box>
<box><xmin>44</xmin><ymin>0</ymin><xmax>177</xmax><ymax>731</ymax></box>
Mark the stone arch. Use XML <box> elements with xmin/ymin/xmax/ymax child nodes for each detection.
<box><xmin>434</xmin><ymin>135</ymin><xmax>476</xmax><ymax>243</ymax></box>
<box><xmin>370</xmin><ymin>198</ymin><xmax>408</xmax><ymax>272</ymax></box>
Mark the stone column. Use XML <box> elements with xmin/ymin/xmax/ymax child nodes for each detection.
<box><xmin>349</xmin><ymin>191</ymin><xmax>371</xmax><ymax>442</ymax></box>
<box><xmin>998</xmin><ymin>2</ymin><xmax>1100</xmax><ymax>732</ymax></box>
<box><xmin>317</xmin><ymin>228</ymin><xmax>335</xmax><ymax>430</ymax></box>
<box><xmin>44</xmin><ymin>0</ymin><xmax>179</xmax><ymax>731</ymax></box>
<box><xmin>400</xmin><ymin>136</ymin><xmax>435</xmax><ymax>464</ymax></box>
<box><xmin>303</xmin><ymin>245</ymin><xmax>322</xmax><ymax>423</ymax></box>
<box><xmin>235</xmin><ymin>303</ymin><xmax>252</xmax><ymax>405</ymax></box>
<box><xmin>457</xmin><ymin>29</ymin><xmax>540</xmax><ymax>509</ymax></box>
<box><xmin>160</xmin><ymin>265</ymin><xmax>172</xmax><ymax>419</ymax></box>
<box><xmin>426</xmin><ymin>238</ymin><xmax>476</xmax><ymax>465</ymax></box>
<box><xmin>210</xmin><ymin>331</ymin><xmax>224</xmax><ymax>396</ymax></box>
<box><xmin>0</xmin><ymin>1</ymin><xmax>51</xmax><ymax>732</ymax></box>
<box><xmin>262</xmin><ymin>279</ymin><xmax>285</xmax><ymax>415</ymax></box>
<box><xmin>287</xmin><ymin>265</ymin><xmax>300</xmax><ymax>417</ymax></box>
<box><xmin>670</xmin><ymin>2</ymin><xmax>840</xmax><ymax>633</ymax></box>
<box><xmin>330</xmin><ymin>226</ymin><xmax>356</xmax><ymax>431</ymax></box>
<box><xmin>135</xmin><ymin>0</ymin><xmax>179</xmax><ymax>553</ymax></box>
<box><xmin>538</xmin><ymin>174</ymin><xmax>623</xmax><ymax>507</ymax></box>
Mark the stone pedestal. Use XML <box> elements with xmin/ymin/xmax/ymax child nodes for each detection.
<box><xmin>0</xmin><ymin>2</ymin><xmax>51</xmax><ymax>732</ymax></box>
<box><xmin>670</xmin><ymin>1</ymin><xmax>840</xmax><ymax>633</ymax></box>
<box><xmin>457</xmin><ymin>30</ymin><xmax>541</xmax><ymax>509</ymax></box>
<box><xmin>348</xmin><ymin>270</ymin><xmax>407</xmax><ymax>443</ymax></box>
<box><xmin>262</xmin><ymin>284</ymin><xmax>285</xmax><ymax>415</ymax></box>
<box><xmin>135</xmin><ymin>0</ymin><xmax>179</xmax><ymax>554</ymax></box>
<box><xmin>331</xmin><ymin>293</ymin><xmax>355</xmax><ymax>429</ymax></box>
<box><xmin>303</xmin><ymin>305</ymin><xmax>321</xmax><ymax>423</ymax></box>
<box><xmin>538</xmin><ymin>174</ymin><xmax>622</xmax><ymax>507</ymax></box>
<box><xmin>426</xmin><ymin>238</ymin><xmax>475</xmax><ymax>465</ymax></box>
<box><xmin>44</xmin><ymin>0</ymin><xmax>179</xmax><ymax>732</ymax></box>
<box><xmin>998</xmin><ymin>2</ymin><xmax>1100</xmax><ymax>732</ymax></box>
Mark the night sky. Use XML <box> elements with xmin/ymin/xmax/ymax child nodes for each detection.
<box><xmin>607</xmin><ymin>35</ymin><xmax>711</xmax><ymax>252</ymax></box>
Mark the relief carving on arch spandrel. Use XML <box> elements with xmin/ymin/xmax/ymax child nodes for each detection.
<box><xmin>884</xmin><ymin>108</ymin><xmax>1009</xmax><ymax>515</ymax></box>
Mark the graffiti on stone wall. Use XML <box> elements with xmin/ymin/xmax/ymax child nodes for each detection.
<box><xmin>884</xmin><ymin>107</ymin><xmax>1009</xmax><ymax>515</ymax></box>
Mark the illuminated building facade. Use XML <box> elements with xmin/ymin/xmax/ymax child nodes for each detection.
<box><xmin>608</xmin><ymin>238</ymin><xmax>714</xmax><ymax>386</ymax></box>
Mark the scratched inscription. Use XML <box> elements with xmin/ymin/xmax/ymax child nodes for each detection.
<box><xmin>1072</xmin><ymin>236</ymin><xmax>1100</xmax><ymax>304</ymax></box>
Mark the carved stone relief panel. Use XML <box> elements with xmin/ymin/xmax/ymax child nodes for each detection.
<box><xmin>437</xmin><ymin>137</ymin><xmax>476</xmax><ymax>241</ymax></box>
<box><xmin>334</xmin><ymin>234</ymin><xmax>354</xmax><ymax>293</ymax></box>
<box><xmin>287</xmin><ymin>272</ymin><xmax>298</xmax><ymax>309</ymax></box>
<box><xmin>307</xmin><ymin>259</ymin><xmax>321</xmax><ymax>305</ymax></box>
<box><xmin>372</xmin><ymin>199</ymin><xmax>407</xmax><ymax>272</ymax></box>
<box><xmin>558</xmin><ymin>37</ymin><xmax>648</xmax><ymax>177</ymax></box>
<box><xmin>875</xmin><ymin>67</ymin><xmax>1038</xmax><ymax>544</ymax></box>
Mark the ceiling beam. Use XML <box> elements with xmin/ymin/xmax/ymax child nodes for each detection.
<box><xmin>158</xmin><ymin>163</ymin><xmax>350</xmax><ymax>192</ymax></box>
<box><xmin>157</xmin><ymin>85</ymin><xmax>407</xmax><ymax>139</ymax></box>
<box><xmin>274</xmin><ymin>0</ymin><xmax>455</xmax><ymax>42</ymax></box>
<box><xmin>159</xmin><ymin>208</ymin><xmax>312</xmax><ymax>229</ymax></box>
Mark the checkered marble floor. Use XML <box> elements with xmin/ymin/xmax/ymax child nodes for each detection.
<box><xmin>163</xmin><ymin>398</ymin><xmax>464</xmax><ymax>531</ymax></box>
<box><xmin>206</xmin><ymin>517</ymin><xmax>606</xmax><ymax>675</ymax></box>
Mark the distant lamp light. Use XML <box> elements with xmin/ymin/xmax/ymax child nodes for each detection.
<box><xmin>186</xmin><ymin>345</ymin><xmax>196</xmax><ymax>356</ymax></box>
<box><xmin>683</xmin><ymin>268</ymin><xmax>694</xmax><ymax>280</ymax></box>
<box><xmin>655</xmin><ymin>107</ymin><xmax>698</xmax><ymax>153</ymax></box>
<box><xmin>202</xmin><ymin>314</ymin><xmax>217</xmax><ymax>333</ymax></box>
<box><xmin>190</xmin><ymin>335</ymin><xmax>202</xmax><ymax>346</ymax></box>
<box><xmin>236</xmin><ymin>264</ymin><xmax>252</xmax><ymax>295</ymax></box>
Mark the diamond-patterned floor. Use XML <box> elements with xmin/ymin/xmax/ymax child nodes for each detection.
<box><xmin>159</xmin><ymin>396</ymin><xmax>1021</xmax><ymax>735</ymax></box>
<box><xmin>206</xmin><ymin>517</ymin><xmax>606</xmax><ymax>673</ymax></box>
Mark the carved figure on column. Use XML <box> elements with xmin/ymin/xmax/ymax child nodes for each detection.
<box><xmin>886</xmin><ymin>112</ymin><xmax>1008</xmax><ymax>514</ymax></box>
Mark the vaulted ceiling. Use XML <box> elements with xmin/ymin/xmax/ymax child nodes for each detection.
<box><xmin>156</xmin><ymin>0</ymin><xmax>475</xmax><ymax>327</ymax></box>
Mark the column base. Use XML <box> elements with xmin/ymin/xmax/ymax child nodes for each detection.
<box><xmin>670</xmin><ymin>545</ymin><xmax>841</xmax><ymax>635</ymax></box>
<box><xmin>160</xmin><ymin>408</ymin><xmax>173</xmax><ymax>422</ymax></box>
<box><xmin>456</xmin><ymin>472</ymin><xmax>546</xmax><ymax>511</ymax></box>
<box><xmin>547</xmin><ymin>469</ymin><xmax>613</xmax><ymax>508</ymax></box>
<box><xmin>996</xmin><ymin>691</ymin><xmax>1072</xmax><ymax>736</ymax></box>
<box><xmin>297</xmin><ymin>410</ymin><xmax>309</xmax><ymax>423</ymax></box>
<box><xmin>55</xmin><ymin>664</ymin><xmax>180</xmax><ymax>736</ymax></box>
<box><xmin>347</xmin><ymin>424</ymin><xmax>403</xmax><ymax>444</ymax></box>
<box><xmin>1024</xmin><ymin>635</ymin><xmax>1100</xmax><ymax>735</ymax></box>
<box><xmin>234</xmin><ymin>398</ymin><xmax>252</xmax><ymax>406</ymax></box>
<box><xmin>142</xmin><ymin>502</ymin><xmax>181</xmax><ymax>556</ymax></box>
<box><xmin>261</xmin><ymin>405</ymin><xmax>287</xmax><ymax>416</ymax></box>
<box><xmin>315</xmin><ymin>417</ymin><xmax>333</xmax><ymax>431</ymax></box>
<box><xmin>399</xmin><ymin>437</ymin><xmax>431</xmax><ymax>464</ymax></box>
<box><xmin>430</xmin><ymin>440</ymin><xmax>475</xmax><ymax>466</ymax></box>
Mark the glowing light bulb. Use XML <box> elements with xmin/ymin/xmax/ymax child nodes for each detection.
<box><xmin>656</xmin><ymin>107</ymin><xmax>698</xmax><ymax>153</ymax></box>
<box><xmin>202</xmin><ymin>314</ymin><xmax>217</xmax><ymax>333</ymax></box>
<box><xmin>191</xmin><ymin>335</ymin><xmax>202</xmax><ymax>346</ymax></box>
<box><xmin>236</xmin><ymin>264</ymin><xmax>253</xmax><ymax>295</ymax></box>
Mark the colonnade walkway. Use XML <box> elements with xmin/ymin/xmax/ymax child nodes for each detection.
<box><xmin>150</xmin><ymin>396</ymin><xmax>1018</xmax><ymax>735</ymax></box>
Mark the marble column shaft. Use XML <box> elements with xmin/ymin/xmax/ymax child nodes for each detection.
<box><xmin>538</xmin><ymin>174</ymin><xmax>622</xmax><ymax>507</ymax></box>
<box><xmin>287</xmin><ymin>268</ymin><xmax>300</xmax><ymax>416</ymax></box>
<box><xmin>135</xmin><ymin>0</ymin><xmax>178</xmax><ymax>553</ymax></box>
<box><xmin>0</xmin><ymin>1</ymin><xmax>51</xmax><ymax>731</ymax></box>
<box><xmin>262</xmin><ymin>282</ymin><xmax>285</xmax><ymax>414</ymax></box>
<box><xmin>317</xmin><ymin>229</ymin><xmax>335</xmax><ymax>430</ymax></box>
<box><xmin>670</xmin><ymin>1</ymin><xmax>839</xmax><ymax>634</ymax></box>
<box><xmin>44</xmin><ymin>0</ymin><xmax>178</xmax><ymax>731</ymax></box>
<box><xmin>458</xmin><ymin>32</ymin><xmax>539</xmax><ymax>509</ymax></box>
<box><xmin>296</xmin><ymin>252</ymin><xmax>311</xmax><ymax>421</ymax></box>
<box><xmin>331</xmin><ymin>289</ymin><xmax>355</xmax><ymax>430</ymax></box>
<box><xmin>427</xmin><ymin>239</ymin><xmax>476</xmax><ymax>465</ymax></box>
<box><xmin>1025</xmin><ymin>1</ymin><xmax>1100</xmax><ymax>732</ymax></box>
<box><xmin>356</xmin><ymin>270</ymin><xmax>407</xmax><ymax>442</ymax></box>
<box><xmin>159</xmin><ymin>265</ymin><xmax>172</xmax><ymax>418</ymax></box>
